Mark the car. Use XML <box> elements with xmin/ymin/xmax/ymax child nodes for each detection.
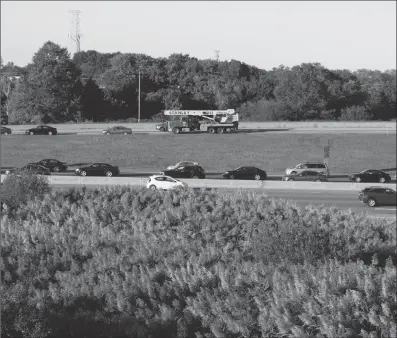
<box><xmin>282</xmin><ymin>170</ymin><xmax>328</xmax><ymax>182</ymax></box>
<box><xmin>33</xmin><ymin>159</ymin><xmax>68</xmax><ymax>172</ymax></box>
<box><xmin>5</xmin><ymin>164</ymin><xmax>50</xmax><ymax>176</ymax></box>
<box><xmin>349</xmin><ymin>169</ymin><xmax>391</xmax><ymax>183</ymax></box>
<box><xmin>75</xmin><ymin>163</ymin><xmax>120</xmax><ymax>177</ymax></box>
<box><xmin>102</xmin><ymin>126</ymin><xmax>132</xmax><ymax>135</ymax></box>
<box><xmin>161</xmin><ymin>165</ymin><xmax>205</xmax><ymax>179</ymax></box>
<box><xmin>156</xmin><ymin>122</ymin><xmax>168</xmax><ymax>132</ymax></box>
<box><xmin>358</xmin><ymin>186</ymin><xmax>397</xmax><ymax>207</ymax></box>
<box><xmin>222</xmin><ymin>166</ymin><xmax>267</xmax><ymax>180</ymax></box>
<box><xmin>1</xmin><ymin>126</ymin><xmax>12</xmax><ymax>135</ymax></box>
<box><xmin>167</xmin><ymin>161</ymin><xmax>200</xmax><ymax>170</ymax></box>
<box><xmin>25</xmin><ymin>125</ymin><xmax>58</xmax><ymax>135</ymax></box>
<box><xmin>146</xmin><ymin>175</ymin><xmax>188</xmax><ymax>191</ymax></box>
<box><xmin>285</xmin><ymin>162</ymin><xmax>329</xmax><ymax>176</ymax></box>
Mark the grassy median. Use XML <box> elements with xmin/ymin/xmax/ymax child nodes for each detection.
<box><xmin>1</xmin><ymin>132</ymin><xmax>396</xmax><ymax>173</ymax></box>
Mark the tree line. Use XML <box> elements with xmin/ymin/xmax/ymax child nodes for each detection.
<box><xmin>1</xmin><ymin>41</ymin><xmax>396</xmax><ymax>124</ymax></box>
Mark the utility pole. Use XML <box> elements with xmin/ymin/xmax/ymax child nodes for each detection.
<box><xmin>68</xmin><ymin>10</ymin><xmax>82</xmax><ymax>54</ymax></box>
<box><xmin>138</xmin><ymin>71</ymin><xmax>141</xmax><ymax>123</ymax></box>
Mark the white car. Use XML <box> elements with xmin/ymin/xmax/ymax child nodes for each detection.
<box><xmin>166</xmin><ymin>161</ymin><xmax>199</xmax><ymax>170</ymax></box>
<box><xmin>146</xmin><ymin>175</ymin><xmax>188</xmax><ymax>191</ymax></box>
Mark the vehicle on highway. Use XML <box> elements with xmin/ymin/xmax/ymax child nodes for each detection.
<box><xmin>32</xmin><ymin>159</ymin><xmax>68</xmax><ymax>172</ymax></box>
<box><xmin>349</xmin><ymin>169</ymin><xmax>391</xmax><ymax>183</ymax></box>
<box><xmin>161</xmin><ymin>165</ymin><xmax>206</xmax><ymax>179</ymax></box>
<box><xmin>102</xmin><ymin>126</ymin><xmax>132</xmax><ymax>135</ymax></box>
<box><xmin>25</xmin><ymin>125</ymin><xmax>58</xmax><ymax>135</ymax></box>
<box><xmin>223</xmin><ymin>166</ymin><xmax>267</xmax><ymax>180</ymax></box>
<box><xmin>285</xmin><ymin>162</ymin><xmax>329</xmax><ymax>176</ymax></box>
<box><xmin>358</xmin><ymin>186</ymin><xmax>396</xmax><ymax>207</ymax></box>
<box><xmin>156</xmin><ymin>122</ymin><xmax>168</xmax><ymax>132</ymax></box>
<box><xmin>5</xmin><ymin>164</ymin><xmax>50</xmax><ymax>176</ymax></box>
<box><xmin>167</xmin><ymin>161</ymin><xmax>199</xmax><ymax>170</ymax></box>
<box><xmin>146</xmin><ymin>175</ymin><xmax>188</xmax><ymax>191</ymax></box>
<box><xmin>1</xmin><ymin>126</ymin><xmax>12</xmax><ymax>135</ymax></box>
<box><xmin>75</xmin><ymin>163</ymin><xmax>120</xmax><ymax>177</ymax></box>
<box><xmin>282</xmin><ymin>170</ymin><xmax>328</xmax><ymax>182</ymax></box>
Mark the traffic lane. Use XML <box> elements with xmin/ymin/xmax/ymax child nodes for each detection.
<box><xmin>50</xmin><ymin>185</ymin><xmax>396</xmax><ymax>218</ymax></box>
<box><xmin>48</xmin><ymin>170</ymin><xmax>397</xmax><ymax>183</ymax></box>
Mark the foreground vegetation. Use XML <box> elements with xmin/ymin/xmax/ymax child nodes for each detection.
<box><xmin>1</xmin><ymin>41</ymin><xmax>395</xmax><ymax>124</ymax></box>
<box><xmin>1</xmin><ymin>173</ymin><xmax>396</xmax><ymax>338</ymax></box>
<box><xmin>1</xmin><ymin>133</ymin><xmax>396</xmax><ymax>173</ymax></box>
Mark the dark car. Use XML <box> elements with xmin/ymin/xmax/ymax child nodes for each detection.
<box><xmin>358</xmin><ymin>186</ymin><xmax>397</xmax><ymax>207</ymax></box>
<box><xmin>349</xmin><ymin>169</ymin><xmax>391</xmax><ymax>183</ymax></box>
<box><xmin>33</xmin><ymin>159</ymin><xmax>68</xmax><ymax>172</ymax></box>
<box><xmin>5</xmin><ymin>164</ymin><xmax>50</xmax><ymax>176</ymax></box>
<box><xmin>156</xmin><ymin>122</ymin><xmax>168</xmax><ymax>132</ymax></box>
<box><xmin>25</xmin><ymin>125</ymin><xmax>58</xmax><ymax>135</ymax></box>
<box><xmin>222</xmin><ymin>166</ymin><xmax>267</xmax><ymax>180</ymax></box>
<box><xmin>282</xmin><ymin>170</ymin><xmax>328</xmax><ymax>182</ymax></box>
<box><xmin>1</xmin><ymin>126</ymin><xmax>12</xmax><ymax>135</ymax></box>
<box><xmin>161</xmin><ymin>165</ymin><xmax>206</xmax><ymax>179</ymax></box>
<box><xmin>102</xmin><ymin>126</ymin><xmax>132</xmax><ymax>135</ymax></box>
<box><xmin>75</xmin><ymin>163</ymin><xmax>120</xmax><ymax>177</ymax></box>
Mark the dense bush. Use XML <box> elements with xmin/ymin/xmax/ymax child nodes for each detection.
<box><xmin>340</xmin><ymin>105</ymin><xmax>373</xmax><ymax>121</ymax></box>
<box><xmin>0</xmin><ymin>172</ymin><xmax>51</xmax><ymax>211</ymax></box>
<box><xmin>1</xmin><ymin>186</ymin><xmax>396</xmax><ymax>338</ymax></box>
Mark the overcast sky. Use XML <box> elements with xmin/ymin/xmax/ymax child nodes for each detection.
<box><xmin>1</xmin><ymin>1</ymin><xmax>396</xmax><ymax>71</ymax></box>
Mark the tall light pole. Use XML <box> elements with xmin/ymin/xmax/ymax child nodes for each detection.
<box><xmin>138</xmin><ymin>71</ymin><xmax>141</xmax><ymax>123</ymax></box>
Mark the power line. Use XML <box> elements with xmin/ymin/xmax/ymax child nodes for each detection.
<box><xmin>68</xmin><ymin>10</ymin><xmax>82</xmax><ymax>54</ymax></box>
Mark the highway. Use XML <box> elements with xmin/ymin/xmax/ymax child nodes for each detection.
<box><xmin>51</xmin><ymin>184</ymin><xmax>396</xmax><ymax>219</ymax></box>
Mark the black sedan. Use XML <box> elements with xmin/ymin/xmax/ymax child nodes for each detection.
<box><xmin>75</xmin><ymin>163</ymin><xmax>120</xmax><ymax>177</ymax></box>
<box><xmin>282</xmin><ymin>170</ymin><xmax>328</xmax><ymax>182</ymax></box>
<box><xmin>5</xmin><ymin>164</ymin><xmax>50</xmax><ymax>176</ymax></box>
<box><xmin>33</xmin><ymin>159</ymin><xmax>68</xmax><ymax>172</ymax></box>
<box><xmin>1</xmin><ymin>126</ymin><xmax>12</xmax><ymax>135</ymax></box>
<box><xmin>223</xmin><ymin>166</ymin><xmax>267</xmax><ymax>180</ymax></box>
<box><xmin>349</xmin><ymin>170</ymin><xmax>391</xmax><ymax>183</ymax></box>
<box><xmin>25</xmin><ymin>125</ymin><xmax>58</xmax><ymax>135</ymax></box>
<box><xmin>358</xmin><ymin>186</ymin><xmax>397</xmax><ymax>207</ymax></box>
<box><xmin>102</xmin><ymin>126</ymin><xmax>132</xmax><ymax>135</ymax></box>
<box><xmin>161</xmin><ymin>165</ymin><xmax>206</xmax><ymax>179</ymax></box>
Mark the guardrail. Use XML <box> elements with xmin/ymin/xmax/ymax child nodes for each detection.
<box><xmin>1</xmin><ymin>175</ymin><xmax>396</xmax><ymax>191</ymax></box>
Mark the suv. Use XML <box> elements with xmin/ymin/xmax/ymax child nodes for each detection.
<box><xmin>285</xmin><ymin>162</ymin><xmax>329</xmax><ymax>176</ymax></box>
<box><xmin>358</xmin><ymin>187</ymin><xmax>396</xmax><ymax>207</ymax></box>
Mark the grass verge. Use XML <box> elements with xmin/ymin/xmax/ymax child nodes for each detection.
<box><xmin>1</xmin><ymin>133</ymin><xmax>396</xmax><ymax>173</ymax></box>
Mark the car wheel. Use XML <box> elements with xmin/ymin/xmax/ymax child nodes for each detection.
<box><xmin>367</xmin><ymin>198</ymin><xmax>376</xmax><ymax>207</ymax></box>
<box><xmin>53</xmin><ymin>166</ymin><xmax>60</xmax><ymax>172</ymax></box>
<box><xmin>105</xmin><ymin>171</ymin><xmax>113</xmax><ymax>177</ymax></box>
<box><xmin>159</xmin><ymin>127</ymin><xmax>165</xmax><ymax>132</ymax></box>
<box><xmin>48</xmin><ymin>131</ymin><xmax>52</xmax><ymax>135</ymax></box>
<box><xmin>315</xmin><ymin>179</ymin><xmax>322</xmax><ymax>182</ymax></box>
<box><xmin>80</xmin><ymin>171</ymin><xmax>87</xmax><ymax>176</ymax></box>
<box><xmin>254</xmin><ymin>174</ymin><xmax>261</xmax><ymax>180</ymax></box>
<box><xmin>229</xmin><ymin>174</ymin><xmax>235</xmax><ymax>180</ymax></box>
<box><xmin>379</xmin><ymin>177</ymin><xmax>386</xmax><ymax>183</ymax></box>
<box><xmin>30</xmin><ymin>131</ymin><xmax>34</xmax><ymax>135</ymax></box>
<box><xmin>288</xmin><ymin>178</ymin><xmax>295</xmax><ymax>181</ymax></box>
<box><xmin>106</xmin><ymin>132</ymin><xmax>110</xmax><ymax>135</ymax></box>
<box><xmin>355</xmin><ymin>177</ymin><xmax>361</xmax><ymax>183</ymax></box>
<box><xmin>192</xmin><ymin>175</ymin><xmax>199</xmax><ymax>179</ymax></box>
<box><xmin>150</xmin><ymin>185</ymin><xmax>157</xmax><ymax>190</ymax></box>
<box><xmin>36</xmin><ymin>172</ymin><xmax>42</xmax><ymax>176</ymax></box>
<box><xmin>3</xmin><ymin>132</ymin><xmax>8</xmax><ymax>135</ymax></box>
<box><xmin>290</xmin><ymin>171</ymin><xmax>297</xmax><ymax>175</ymax></box>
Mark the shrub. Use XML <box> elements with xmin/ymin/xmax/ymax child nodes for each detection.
<box><xmin>1</xmin><ymin>186</ymin><xmax>395</xmax><ymax>337</ymax></box>
<box><xmin>340</xmin><ymin>105</ymin><xmax>373</xmax><ymax>121</ymax></box>
<box><xmin>0</xmin><ymin>171</ymin><xmax>51</xmax><ymax>211</ymax></box>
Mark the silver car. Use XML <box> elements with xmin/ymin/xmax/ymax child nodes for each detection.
<box><xmin>102</xmin><ymin>126</ymin><xmax>132</xmax><ymax>135</ymax></box>
<box><xmin>166</xmin><ymin>161</ymin><xmax>199</xmax><ymax>170</ymax></box>
<box><xmin>285</xmin><ymin>162</ymin><xmax>329</xmax><ymax>176</ymax></box>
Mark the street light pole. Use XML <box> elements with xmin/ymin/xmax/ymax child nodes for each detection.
<box><xmin>138</xmin><ymin>71</ymin><xmax>141</xmax><ymax>123</ymax></box>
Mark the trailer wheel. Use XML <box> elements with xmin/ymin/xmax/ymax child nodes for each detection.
<box><xmin>217</xmin><ymin>128</ymin><xmax>224</xmax><ymax>134</ymax></box>
<box><xmin>173</xmin><ymin>127</ymin><xmax>181</xmax><ymax>134</ymax></box>
<box><xmin>225</xmin><ymin>128</ymin><xmax>231</xmax><ymax>133</ymax></box>
<box><xmin>208</xmin><ymin>127</ymin><xmax>215</xmax><ymax>134</ymax></box>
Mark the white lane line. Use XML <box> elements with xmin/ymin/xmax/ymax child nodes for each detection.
<box><xmin>374</xmin><ymin>208</ymin><xmax>397</xmax><ymax>211</ymax></box>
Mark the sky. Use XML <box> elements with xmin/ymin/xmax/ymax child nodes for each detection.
<box><xmin>1</xmin><ymin>1</ymin><xmax>396</xmax><ymax>71</ymax></box>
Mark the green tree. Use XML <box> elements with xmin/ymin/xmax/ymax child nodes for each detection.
<box><xmin>80</xmin><ymin>77</ymin><xmax>108</xmax><ymax>122</ymax></box>
<box><xmin>8</xmin><ymin>41</ymin><xmax>82</xmax><ymax>123</ymax></box>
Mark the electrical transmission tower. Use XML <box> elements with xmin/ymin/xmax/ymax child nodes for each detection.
<box><xmin>214</xmin><ymin>49</ymin><xmax>220</xmax><ymax>62</ymax></box>
<box><xmin>68</xmin><ymin>10</ymin><xmax>82</xmax><ymax>54</ymax></box>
